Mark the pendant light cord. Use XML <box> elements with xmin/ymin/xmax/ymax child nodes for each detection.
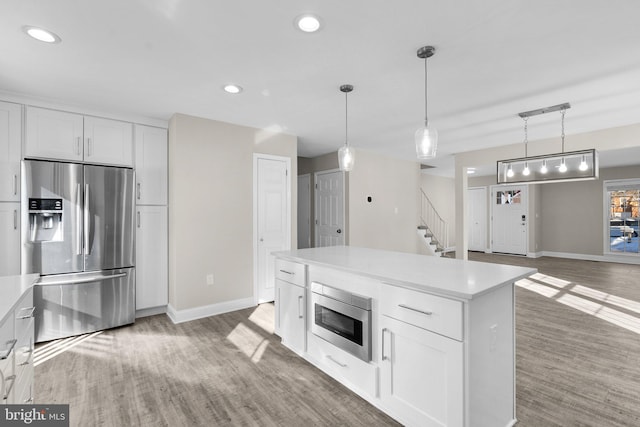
<box><xmin>424</xmin><ymin>56</ymin><xmax>429</xmax><ymax>127</ymax></box>
<box><xmin>561</xmin><ymin>108</ymin><xmax>566</xmax><ymax>153</ymax></box>
<box><xmin>523</xmin><ymin>117</ymin><xmax>528</xmax><ymax>157</ymax></box>
<box><xmin>345</xmin><ymin>90</ymin><xmax>349</xmax><ymax>147</ymax></box>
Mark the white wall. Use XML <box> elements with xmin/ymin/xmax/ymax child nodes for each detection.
<box><xmin>168</xmin><ymin>113</ymin><xmax>297</xmax><ymax>311</ymax></box>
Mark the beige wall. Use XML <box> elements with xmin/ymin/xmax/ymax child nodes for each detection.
<box><xmin>168</xmin><ymin>113</ymin><xmax>297</xmax><ymax>311</ymax></box>
<box><xmin>348</xmin><ymin>149</ymin><xmax>420</xmax><ymax>254</ymax></box>
<box><xmin>420</xmin><ymin>173</ymin><xmax>456</xmax><ymax>248</ymax></box>
<box><xmin>540</xmin><ymin>165</ymin><xmax>639</xmax><ymax>255</ymax></box>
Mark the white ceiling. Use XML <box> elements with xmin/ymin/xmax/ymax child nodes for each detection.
<box><xmin>3</xmin><ymin>1</ymin><xmax>640</xmax><ymax>176</ymax></box>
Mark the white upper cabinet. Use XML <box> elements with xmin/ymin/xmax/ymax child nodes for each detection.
<box><xmin>25</xmin><ymin>107</ymin><xmax>83</xmax><ymax>161</ymax></box>
<box><xmin>84</xmin><ymin>116</ymin><xmax>133</xmax><ymax>166</ymax></box>
<box><xmin>25</xmin><ymin>106</ymin><xmax>133</xmax><ymax>166</ymax></box>
<box><xmin>134</xmin><ymin>125</ymin><xmax>167</xmax><ymax>205</ymax></box>
<box><xmin>0</xmin><ymin>101</ymin><xmax>22</xmax><ymax>201</ymax></box>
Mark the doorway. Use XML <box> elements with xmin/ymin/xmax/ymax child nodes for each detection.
<box><xmin>491</xmin><ymin>184</ymin><xmax>528</xmax><ymax>255</ymax></box>
<box><xmin>254</xmin><ymin>154</ymin><xmax>291</xmax><ymax>303</ymax></box>
<box><xmin>314</xmin><ymin>169</ymin><xmax>345</xmax><ymax>247</ymax></box>
<box><xmin>468</xmin><ymin>187</ymin><xmax>487</xmax><ymax>252</ymax></box>
<box><xmin>297</xmin><ymin>174</ymin><xmax>311</xmax><ymax>249</ymax></box>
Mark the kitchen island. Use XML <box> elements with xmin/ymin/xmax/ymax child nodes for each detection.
<box><xmin>273</xmin><ymin>246</ymin><xmax>535</xmax><ymax>427</ymax></box>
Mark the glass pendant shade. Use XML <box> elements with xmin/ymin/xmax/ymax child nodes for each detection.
<box><xmin>338</xmin><ymin>145</ymin><xmax>355</xmax><ymax>171</ymax></box>
<box><xmin>415</xmin><ymin>125</ymin><xmax>438</xmax><ymax>159</ymax></box>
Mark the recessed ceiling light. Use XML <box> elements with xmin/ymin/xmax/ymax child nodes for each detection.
<box><xmin>223</xmin><ymin>84</ymin><xmax>242</xmax><ymax>94</ymax></box>
<box><xmin>23</xmin><ymin>26</ymin><xmax>61</xmax><ymax>43</ymax></box>
<box><xmin>295</xmin><ymin>14</ymin><xmax>321</xmax><ymax>33</ymax></box>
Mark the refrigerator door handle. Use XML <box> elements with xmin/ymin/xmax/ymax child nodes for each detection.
<box><xmin>37</xmin><ymin>272</ymin><xmax>127</xmax><ymax>286</ymax></box>
<box><xmin>84</xmin><ymin>183</ymin><xmax>91</xmax><ymax>255</ymax></box>
<box><xmin>76</xmin><ymin>184</ymin><xmax>83</xmax><ymax>255</ymax></box>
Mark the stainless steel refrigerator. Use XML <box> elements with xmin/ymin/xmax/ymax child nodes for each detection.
<box><xmin>22</xmin><ymin>159</ymin><xmax>135</xmax><ymax>342</ymax></box>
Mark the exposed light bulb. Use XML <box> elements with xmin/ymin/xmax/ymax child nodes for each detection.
<box><xmin>540</xmin><ymin>160</ymin><xmax>548</xmax><ymax>174</ymax></box>
<box><xmin>415</xmin><ymin>125</ymin><xmax>438</xmax><ymax>159</ymax></box>
<box><xmin>506</xmin><ymin>164</ymin><xmax>514</xmax><ymax>178</ymax></box>
<box><xmin>579</xmin><ymin>155</ymin><xmax>589</xmax><ymax>171</ymax></box>
<box><xmin>559</xmin><ymin>158</ymin><xmax>568</xmax><ymax>173</ymax></box>
<box><xmin>338</xmin><ymin>146</ymin><xmax>354</xmax><ymax>171</ymax></box>
<box><xmin>522</xmin><ymin>162</ymin><xmax>530</xmax><ymax>176</ymax></box>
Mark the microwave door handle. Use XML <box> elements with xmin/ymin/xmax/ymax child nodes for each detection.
<box><xmin>84</xmin><ymin>183</ymin><xmax>91</xmax><ymax>255</ymax></box>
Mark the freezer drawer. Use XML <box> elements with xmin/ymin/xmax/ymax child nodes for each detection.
<box><xmin>34</xmin><ymin>268</ymin><xmax>135</xmax><ymax>343</ymax></box>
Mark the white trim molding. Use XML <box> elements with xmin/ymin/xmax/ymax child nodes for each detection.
<box><xmin>540</xmin><ymin>251</ymin><xmax>640</xmax><ymax>265</ymax></box>
<box><xmin>135</xmin><ymin>306</ymin><xmax>167</xmax><ymax>319</ymax></box>
<box><xmin>167</xmin><ymin>297</ymin><xmax>255</xmax><ymax>324</ymax></box>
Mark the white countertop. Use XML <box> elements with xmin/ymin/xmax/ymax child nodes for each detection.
<box><xmin>274</xmin><ymin>246</ymin><xmax>536</xmax><ymax>300</ymax></box>
<box><xmin>0</xmin><ymin>273</ymin><xmax>40</xmax><ymax>324</ymax></box>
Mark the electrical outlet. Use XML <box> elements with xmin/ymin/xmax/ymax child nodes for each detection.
<box><xmin>206</xmin><ymin>274</ymin><xmax>214</xmax><ymax>286</ymax></box>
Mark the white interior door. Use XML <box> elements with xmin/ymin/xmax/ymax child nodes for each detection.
<box><xmin>254</xmin><ymin>155</ymin><xmax>290</xmax><ymax>303</ymax></box>
<box><xmin>468</xmin><ymin>187</ymin><xmax>487</xmax><ymax>252</ymax></box>
<box><xmin>315</xmin><ymin>170</ymin><xmax>345</xmax><ymax>247</ymax></box>
<box><xmin>491</xmin><ymin>185</ymin><xmax>528</xmax><ymax>255</ymax></box>
<box><xmin>297</xmin><ymin>174</ymin><xmax>311</xmax><ymax>249</ymax></box>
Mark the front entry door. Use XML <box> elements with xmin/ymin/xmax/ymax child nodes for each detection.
<box><xmin>491</xmin><ymin>184</ymin><xmax>528</xmax><ymax>255</ymax></box>
<box><xmin>254</xmin><ymin>155</ymin><xmax>290</xmax><ymax>303</ymax></box>
<box><xmin>315</xmin><ymin>170</ymin><xmax>345</xmax><ymax>247</ymax></box>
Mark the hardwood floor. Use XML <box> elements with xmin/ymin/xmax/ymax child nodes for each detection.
<box><xmin>34</xmin><ymin>303</ymin><xmax>400</xmax><ymax>427</ymax></box>
<box><xmin>34</xmin><ymin>254</ymin><xmax>640</xmax><ymax>426</ymax></box>
<box><xmin>469</xmin><ymin>252</ymin><xmax>640</xmax><ymax>427</ymax></box>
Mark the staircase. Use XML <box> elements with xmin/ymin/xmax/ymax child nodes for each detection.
<box><xmin>418</xmin><ymin>189</ymin><xmax>450</xmax><ymax>257</ymax></box>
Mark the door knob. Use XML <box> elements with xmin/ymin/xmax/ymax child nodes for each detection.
<box><xmin>336</xmin><ymin>229</ymin><xmax>342</xmax><ymax>234</ymax></box>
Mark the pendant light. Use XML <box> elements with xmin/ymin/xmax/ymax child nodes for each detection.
<box><xmin>415</xmin><ymin>46</ymin><xmax>437</xmax><ymax>159</ymax></box>
<box><xmin>338</xmin><ymin>84</ymin><xmax>355</xmax><ymax>172</ymax></box>
<box><xmin>497</xmin><ymin>102</ymin><xmax>599</xmax><ymax>184</ymax></box>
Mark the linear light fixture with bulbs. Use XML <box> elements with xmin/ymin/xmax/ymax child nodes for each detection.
<box><xmin>497</xmin><ymin>103</ymin><xmax>599</xmax><ymax>184</ymax></box>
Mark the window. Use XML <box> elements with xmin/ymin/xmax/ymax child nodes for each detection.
<box><xmin>604</xmin><ymin>179</ymin><xmax>640</xmax><ymax>255</ymax></box>
<box><xmin>496</xmin><ymin>190</ymin><xmax>521</xmax><ymax>205</ymax></box>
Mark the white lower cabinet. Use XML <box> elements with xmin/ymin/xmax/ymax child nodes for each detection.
<box><xmin>380</xmin><ymin>315</ymin><xmax>463</xmax><ymax>427</ymax></box>
<box><xmin>276</xmin><ymin>279</ymin><xmax>305</xmax><ymax>354</ymax></box>
<box><xmin>307</xmin><ymin>333</ymin><xmax>378</xmax><ymax>399</ymax></box>
<box><xmin>1</xmin><ymin>287</ymin><xmax>34</xmax><ymax>404</ymax></box>
<box><xmin>0</xmin><ymin>202</ymin><xmax>20</xmax><ymax>276</ymax></box>
<box><xmin>135</xmin><ymin>205</ymin><xmax>168</xmax><ymax>311</ymax></box>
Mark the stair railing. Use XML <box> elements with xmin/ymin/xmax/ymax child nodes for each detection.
<box><xmin>420</xmin><ymin>189</ymin><xmax>449</xmax><ymax>251</ymax></box>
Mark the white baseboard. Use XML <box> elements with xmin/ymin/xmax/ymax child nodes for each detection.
<box><xmin>167</xmin><ymin>297</ymin><xmax>256</xmax><ymax>324</ymax></box>
<box><xmin>136</xmin><ymin>305</ymin><xmax>167</xmax><ymax>319</ymax></box>
<box><xmin>540</xmin><ymin>251</ymin><xmax>640</xmax><ymax>265</ymax></box>
<box><xmin>527</xmin><ymin>251</ymin><xmax>543</xmax><ymax>258</ymax></box>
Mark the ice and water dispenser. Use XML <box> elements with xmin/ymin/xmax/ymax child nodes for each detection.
<box><xmin>28</xmin><ymin>198</ymin><xmax>64</xmax><ymax>242</ymax></box>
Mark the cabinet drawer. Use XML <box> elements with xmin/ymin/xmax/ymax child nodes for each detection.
<box><xmin>14</xmin><ymin>362</ymin><xmax>34</xmax><ymax>404</ymax></box>
<box><xmin>381</xmin><ymin>284</ymin><xmax>463</xmax><ymax>341</ymax></box>
<box><xmin>0</xmin><ymin>317</ymin><xmax>15</xmax><ymax>362</ymax></box>
<box><xmin>275</xmin><ymin>259</ymin><xmax>306</xmax><ymax>287</ymax></box>
<box><xmin>307</xmin><ymin>334</ymin><xmax>378</xmax><ymax>399</ymax></box>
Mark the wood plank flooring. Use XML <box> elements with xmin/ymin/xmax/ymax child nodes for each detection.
<box><xmin>34</xmin><ymin>254</ymin><xmax>640</xmax><ymax>426</ymax></box>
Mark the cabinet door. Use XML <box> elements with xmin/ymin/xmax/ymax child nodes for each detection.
<box><xmin>380</xmin><ymin>315</ymin><xmax>463</xmax><ymax>427</ymax></box>
<box><xmin>134</xmin><ymin>125</ymin><xmax>167</xmax><ymax>205</ymax></box>
<box><xmin>84</xmin><ymin>116</ymin><xmax>133</xmax><ymax>166</ymax></box>
<box><xmin>135</xmin><ymin>205</ymin><xmax>168</xmax><ymax>310</ymax></box>
<box><xmin>0</xmin><ymin>202</ymin><xmax>20</xmax><ymax>276</ymax></box>
<box><xmin>0</xmin><ymin>101</ymin><xmax>21</xmax><ymax>201</ymax></box>
<box><xmin>25</xmin><ymin>107</ymin><xmax>83</xmax><ymax>161</ymax></box>
<box><xmin>278</xmin><ymin>280</ymin><xmax>305</xmax><ymax>354</ymax></box>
